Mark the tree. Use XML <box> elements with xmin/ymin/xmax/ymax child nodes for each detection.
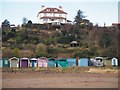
<box><xmin>100</xmin><ymin>30</ymin><xmax>111</xmax><ymax>48</ymax></box>
<box><xmin>74</xmin><ymin>10</ymin><xmax>86</xmax><ymax>25</ymax></box>
<box><xmin>7</xmin><ymin>32</ymin><xmax>16</xmax><ymax>38</ymax></box>
<box><xmin>1</xmin><ymin>19</ymin><xmax>10</xmax><ymax>29</ymax></box>
<box><xmin>22</xmin><ymin>17</ymin><xmax>28</xmax><ymax>27</ymax></box>
<box><xmin>27</xmin><ymin>20</ymin><xmax>32</xmax><ymax>28</ymax></box>
<box><xmin>12</xmin><ymin>48</ymin><xmax>20</xmax><ymax>57</ymax></box>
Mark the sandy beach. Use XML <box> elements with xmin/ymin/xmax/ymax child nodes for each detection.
<box><xmin>2</xmin><ymin>67</ymin><xmax>119</xmax><ymax>88</ymax></box>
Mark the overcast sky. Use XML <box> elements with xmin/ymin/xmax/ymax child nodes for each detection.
<box><xmin>0</xmin><ymin>0</ymin><xmax>119</xmax><ymax>26</ymax></box>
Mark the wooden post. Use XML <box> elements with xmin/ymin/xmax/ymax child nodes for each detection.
<box><xmin>76</xmin><ymin>57</ymin><xmax>79</xmax><ymax>66</ymax></box>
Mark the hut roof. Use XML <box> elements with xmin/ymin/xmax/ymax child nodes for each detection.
<box><xmin>38</xmin><ymin>57</ymin><xmax>48</xmax><ymax>60</ymax></box>
<box><xmin>20</xmin><ymin>57</ymin><xmax>29</xmax><ymax>60</ymax></box>
<box><xmin>30</xmin><ymin>58</ymin><xmax>38</xmax><ymax>60</ymax></box>
<box><xmin>70</xmin><ymin>41</ymin><xmax>78</xmax><ymax>44</ymax></box>
<box><xmin>58</xmin><ymin>58</ymin><xmax>67</xmax><ymax>61</ymax></box>
<box><xmin>9</xmin><ymin>57</ymin><xmax>19</xmax><ymax>61</ymax></box>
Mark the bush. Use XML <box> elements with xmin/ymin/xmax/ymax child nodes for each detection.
<box><xmin>20</xmin><ymin>50</ymin><xmax>34</xmax><ymax>57</ymax></box>
<box><xmin>47</xmin><ymin>47</ymin><xmax>60</xmax><ymax>54</ymax></box>
<box><xmin>2</xmin><ymin>48</ymin><xmax>13</xmax><ymax>58</ymax></box>
<box><xmin>57</xmin><ymin>35</ymin><xmax>75</xmax><ymax>44</ymax></box>
<box><xmin>74</xmin><ymin>49</ymin><xmax>91</xmax><ymax>58</ymax></box>
<box><xmin>35</xmin><ymin>43</ymin><xmax>48</xmax><ymax>57</ymax></box>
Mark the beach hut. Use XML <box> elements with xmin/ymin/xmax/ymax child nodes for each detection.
<box><xmin>56</xmin><ymin>58</ymin><xmax>68</xmax><ymax>68</ymax></box>
<box><xmin>90</xmin><ymin>57</ymin><xmax>104</xmax><ymax>66</ymax></box>
<box><xmin>95</xmin><ymin>57</ymin><xmax>104</xmax><ymax>66</ymax></box>
<box><xmin>0</xmin><ymin>58</ymin><xmax>9</xmax><ymax>67</ymax></box>
<box><xmin>67</xmin><ymin>58</ymin><xmax>76</xmax><ymax>67</ymax></box>
<box><xmin>90</xmin><ymin>58</ymin><xmax>97</xmax><ymax>66</ymax></box>
<box><xmin>47</xmin><ymin>58</ymin><xmax>56</xmax><ymax>67</ymax></box>
<box><xmin>112</xmin><ymin>57</ymin><xmax>118</xmax><ymax>66</ymax></box>
<box><xmin>29</xmin><ymin>58</ymin><xmax>38</xmax><ymax>67</ymax></box>
<box><xmin>37</xmin><ymin>57</ymin><xmax>48</xmax><ymax>67</ymax></box>
<box><xmin>9</xmin><ymin>57</ymin><xmax>19</xmax><ymax>67</ymax></box>
<box><xmin>20</xmin><ymin>58</ymin><xmax>29</xmax><ymax>68</ymax></box>
<box><xmin>78</xmin><ymin>58</ymin><xmax>89</xmax><ymax>66</ymax></box>
<box><xmin>0</xmin><ymin>58</ymin><xmax>3</xmax><ymax>68</ymax></box>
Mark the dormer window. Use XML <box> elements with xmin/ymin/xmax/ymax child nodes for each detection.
<box><xmin>47</xmin><ymin>9</ymin><xmax>50</xmax><ymax>12</ymax></box>
<box><xmin>54</xmin><ymin>9</ymin><xmax>58</xmax><ymax>12</ymax></box>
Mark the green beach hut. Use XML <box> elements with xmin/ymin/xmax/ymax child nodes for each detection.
<box><xmin>48</xmin><ymin>58</ymin><xmax>56</xmax><ymax>67</ymax></box>
<box><xmin>56</xmin><ymin>58</ymin><xmax>68</xmax><ymax>68</ymax></box>
<box><xmin>0</xmin><ymin>58</ymin><xmax>10</xmax><ymax>67</ymax></box>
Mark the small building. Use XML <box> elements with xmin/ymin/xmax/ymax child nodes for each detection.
<box><xmin>47</xmin><ymin>58</ymin><xmax>56</xmax><ymax>67</ymax></box>
<box><xmin>78</xmin><ymin>58</ymin><xmax>89</xmax><ymax>66</ymax></box>
<box><xmin>37</xmin><ymin>57</ymin><xmax>48</xmax><ymax>67</ymax></box>
<box><xmin>29</xmin><ymin>58</ymin><xmax>38</xmax><ymax>67</ymax></box>
<box><xmin>56</xmin><ymin>58</ymin><xmax>68</xmax><ymax>68</ymax></box>
<box><xmin>112</xmin><ymin>23</ymin><xmax>120</xmax><ymax>28</ymax></box>
<box><xmin>81</xmin><ymin>19</ymin><xmax>90</xmax><ymax>26</ymax></box>
<box><xmin>102</xmin><ymin>57</ymin><xmax>112</xmax><ymax>66</ymax></box>
<box><xmin>70</xmin><ymin>41</ymin><xmax>79</xmax><ymax>47</ymax></box>
<box><xmin>67</xmin><ymin>58</ymin><xmax>76</xmax><ymax>67</ymax></box>
<box><xmin>95</xmin><ymin>57</ymin><xmax>104</xmax><ymax>66</ymax></box>
<box><xmin>20</xmin><ymin>58</ymin><xmax>29</xmax><ymax>68</ymax></box>
<box><xmin>90</xmin><ymin>57</ymin><xmax>104</xmax><ymax>66</ymax></box>
<box><xmin>9</xmin><ymin>57</ymin><xmax>19</xmax><ymax>67</ymax></box>
<box><xmin>90</xmin><ymin>58</ymin><xmax>97</xmax><ymax>66</ymax></box>
<box><xmin>0</xmin><ymin>58</ymin><xmax>9</xmax><ymax>68</ymax></box>
<box><xmin>111</xmin><ymin>57</ymin><xmax>118</xmax><ymax>66</ymax></box>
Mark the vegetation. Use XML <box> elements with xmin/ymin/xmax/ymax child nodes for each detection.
<box><xmin>1</xmin><ymin>10</ymin><xmax>119</xmax><ymax>59</ymax></box>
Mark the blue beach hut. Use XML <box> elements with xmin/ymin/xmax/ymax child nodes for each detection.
<box><xmin>67</xmin><ymin>58</ymin><xmax>76</xmax><ymax>67</ymax></box>
<box><xmin>29</xmin><ymin>58</ymin><xmax>38</xmax><ymax>67</ymax></box>
<box><xmin>78</xmin><ymin>58</ymin><xmax>89</xmax><ymax>66</ymax></box>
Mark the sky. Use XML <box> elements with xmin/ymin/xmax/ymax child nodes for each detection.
<box><xmin>0</xmin><ymin>0</ymin><xmax>119</xmax><ymax>26</ymax></box>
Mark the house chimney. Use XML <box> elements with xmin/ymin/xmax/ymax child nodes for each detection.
<box><xmin>41</xmin><ymin>5</ymin><xmax>45</xmax><ymax>11</ymax></box>
<box><xmin>59</xmin><ymin>6</ymin><xmax>62</xmax><ymax>10</ymax></box>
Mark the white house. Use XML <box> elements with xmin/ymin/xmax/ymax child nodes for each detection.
<box><xmin>37</xmin><ymin>5</ymin><xmax>67</xmax><ymax>25</ymax></box>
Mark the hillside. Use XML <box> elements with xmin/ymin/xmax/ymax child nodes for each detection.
<box><xmin>1</xmin><ymin>23</ymin><xmax>119</xmax><ymax>59</ymax></box>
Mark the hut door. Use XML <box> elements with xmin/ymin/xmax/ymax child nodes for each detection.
<box><xmin>32</xmin><ymin>61</ymin><xmax>35</xmax><ymax>67</ymax></box>
<box><xmin>11</xmin><ymin>60</ymin><xmax>17</xmax><ymax>67</ymax></box>
<box><xmin>21</xmin><ymin>60</ymin><xmax>28</xmax><ymax>67</ymax></box>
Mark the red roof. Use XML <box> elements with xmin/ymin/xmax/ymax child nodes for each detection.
<box><xmin>112</xmin><ymin>23</ymin><xmax>120</xmax><ymax>25</ymax></box>
<box><xmin>39</xmin><ymin>8</ymin><xmax>67</xmax><ymax>14</ymax></box>
<box><xmin>40</xmin><ymin>16</ymin><xmax>66</xmax><ymax>19</ymax></box>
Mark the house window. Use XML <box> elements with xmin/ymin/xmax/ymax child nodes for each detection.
<box><xmin>52</xmin><ymin>19</ymin><xmax>54</xmax><ymax>21</ymax></box>
<box><xmin>59</xmin><ymin>14</ymin><xmax>62</xmax><ymax>17</ymax></box>
<box><xmin>44</xmin><ymin>13</ymin><xmax>47</xmax><ymax>16</ymax></box>
<box><xmin>59</xmin><ymin>19</ymin><xmax>63</xmax><ymax>22</ymax></box>
<box><xmin>43</xmin><ymin>19</ymin><xmax>48</xmax><ymax>22</ymax></box>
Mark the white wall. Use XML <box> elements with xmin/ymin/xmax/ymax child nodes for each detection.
<box><xmin>38</xmin><ymin>12</ymin><xmax>67</xmax><ymax>24</ymax></box>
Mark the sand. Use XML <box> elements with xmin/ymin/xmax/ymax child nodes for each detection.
<box><xmin>2</xmin><ymin>68</ymin><xmax>119</xmax><ymax>88</ymax></box>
